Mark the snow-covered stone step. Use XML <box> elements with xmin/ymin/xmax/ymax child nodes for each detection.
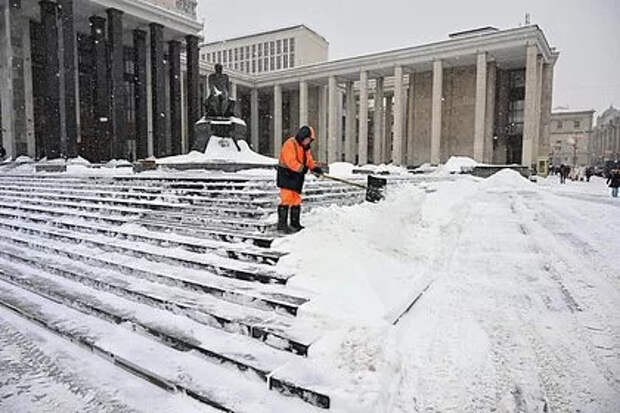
<box><xmin>0</xmin><ymin>240</ymin><xmax>321</xmax><ymax>356</ymax></box>
<box><xmin>0</xmin><ymin>189</ymin><xmax>271</xmax><ymax>218</ymax></box>
<box><xmin>0</xmin><ymin>220</ymin><xmax>291</xmax><ymax>284</ymax></box>
<box><xmin>0</xmin><ymin>194</ymin><xmax>145</xmax><ymax>217</ymax></box>
<box><xmin>0</xmin><ymin>260</ymin><xmax>331</xmax><ymax>408</ymax></box>
<box><xmin>0</xmin><ymin>196</ymin><xmax>275</xmax><ymax>233</ymax></box>
<box><xmin>0</xmin><ymin>282</ymin><xmax>327</xmax><ymax>412</ymax></box>
<box><xmin>0</xmin><ymin>231</ymin><xmax>304</xmax><ymax>315</ymax></box>
<box><xmin>0</xmin><ymin>209</ymin><xmax>284</xmax><ymax>265</ymax></box>
<box><xmin>1</xmin><ymin>180</ymin><xmax>365</xmax><ymax>208</ymax></box>
<box><xmin>0</xmin><ymin>183</ymin><xmax>277</xmax><ymax>209</ymax></box>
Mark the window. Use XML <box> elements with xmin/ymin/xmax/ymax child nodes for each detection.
<box><xmin>245</xmin><ymin>61</ymin><xmax>249</xmax><ymax>72</ymax></box>
<box><xmin>264</xmin><ymin>57</ymin><xmax>268</xmax><ymax>71</ymax></box>
<box><xmin>258</xmin><ymin>59</ymin><xmax>263</xmax><ymax>72</ymax></box>
<box><xmin>217</xmin><ymin>51</ymin><xmax>221</xmax><ymax>62</ymax></box>
<box><xmin>574</xmin><ymin>120</ymin><xmax>581</xmax><ymax>129</ymax></box>
<box><xmin>290</xmin><ymin>53</ymin><xmax>295</xmax><ymax>67</ymax></box>
<box><xmin>276</xmin><ymin>39</ymin><xmax>281</xmax><ymax>54</ymax></box>
<box><xmin>234</xmin><ymin>48</ymin><xmax>238</xmax><ymax>61</ymax></box>
<box><xmin>252</xmin><ymin>44</ymin><xmax>256</xmax><ymax>58</ymax></box>
<box><xmin>283</xmin><ymin>38</ymin><xmax>288</xmax><ymax>53</ymax></box>
<box><xmin>264</xmin><ymin>42</ymin><xmax>269</xmax><ymax>55</ymax></box>
<box><xmin>270</xmin><ymin>41</ymin><xmax>275</xmax><ymax>55</ymax></box>
<box><xmin>276</xmin><ymin>55</ymin><xmax>281</xmax><ymax>70</ymax></box>
<box><xmin>223</xmin><ymin>50</ymin><xmax>227</xmax><ymax>63</ymax></box>
<box><xmin>212</xmin><ymin>52</ymin><xmax>215</xmax><ymax>62</ymax></box>
<box><xmin>228</xmin><ymin>49</ymin><xmax>232</xmax><ymax>62</ymax></box>
<box><xmin>234</xmin><ymin>63</ymin><xmax>238</xmax><ymax>70</ymax></box>
<box><xmin>258</xmin><ymin>43</ymin><xmax>262</xmax><ymax>57</ymax></box>
<box><xmin>270</xmin><ymin>56</ymin><xmax>274</xmax><ymax>70</ymax></box>
<box><xmin>283</xmin><ymin>54</ymin><xmax>288</xmax><ymax>68</ymax></box>
<box><xmin>252</xmin><ymin>60</ymin><xmax>256</xmax><ymax>73</ymax></box>
<box><xmin>557</xmin><ymin>121</ymin><xmax>563</xmax><ymax>129</ymax></box>
<box><xmin>289</xmin><ymin>38</ymin><xmax>295</xmax><ymax>52</ymax></box>
<box><xmin>245</xmin><ymin>46</ymin><xmax>250</xmax><ymax>59</ymax></box>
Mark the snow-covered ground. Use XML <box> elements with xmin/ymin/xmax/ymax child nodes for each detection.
<box><xmin>1</xmin><ymin>168</ymin><xmax>619</xmax><ymax>412</ymax></box>
<box><xmin>274</xmin><ymin>171</ymin><xmax>620</xmax><ymax>412</ymax></box>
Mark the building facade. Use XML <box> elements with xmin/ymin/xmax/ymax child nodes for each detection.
<box><xmin>589</xmin><ymin>105</ymin><xmax>620</xmax><ymax>165</ymax></box>
<box><xmin>200</xmin><ymin>25</ymin><xmax>328</xmax><ymax>75</ymax></box>
<box><xmin>0</xmin><ymin>0</ymin><xmax>202</xmax><ymax>162</ymax></box>
<box><xmin>2</xmin><ymin>10</ymin><xmax>558</xmax><ymax>168</ymax></box>
<box><xmin>225</xmin><ymin>25</ymin><xmax>558</xmax><ymax>168</ymax></box>
<box><xmin>549</xmin><ymin>110</ymin><xmax>594</xmax><ymax>167</ymax></box>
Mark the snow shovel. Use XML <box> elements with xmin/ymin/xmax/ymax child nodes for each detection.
<box><xmin>318</xmin><ymin>173</ymin><xmax>387</xmax><ymax>203</ymax></box>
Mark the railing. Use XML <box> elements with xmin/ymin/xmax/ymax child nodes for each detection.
<box><xmin>145</xmin><ymin>0</ymin><xmax>197</xmax><ymax>18</ymax></box>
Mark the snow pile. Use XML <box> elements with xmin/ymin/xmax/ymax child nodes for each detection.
<box><xmin>14</xmin><ymin>155</ymin><xmax>34</xmax><ymax>164</ymax></box>
<box><xmin>157</xmin><ymin>137</ymin><xmax>276</xmax><ymax>165</ymax></box>
<box><xmin>275</xmin><ymin>177</ymin><xmax>480</xmax><ymax>410</ymax></box>
<box><xmin>480</xmin><ymin>168</ymin><xmax>535</xmax><ymax>192</ymax></box>
<box><xmin>328</xmin><ymin>162</ymin><xmax>355</xmax><ymax>177</ymax></box>
<box><xmin>356</xmin><ymin>163</ymin><xmax>409</xmax><ymax>175</ymax></box>
<box><xmin>440</xmin><ymin>156</ymin><xmax>480</xmax><ymax>174</ymax></box>
<box><xmin>105</xmin><ymin>159</ymin><xmax>132</xmax><ymax>168</ymax></box>
<box><xmin>67</xmin><ymin>156</ymin><xmax>91</xmax><ymax>166</ymax></box>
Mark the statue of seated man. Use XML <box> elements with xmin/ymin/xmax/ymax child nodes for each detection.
<box><xmin>206</xmin><ymin>63</ymin><xmax>235</xmax><ymax>117</ymax></box>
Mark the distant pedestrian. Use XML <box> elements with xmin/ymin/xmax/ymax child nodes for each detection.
<box><xmin>585</xmin><ymin>167</ymin><xmax>593</xmax><ymax>182</ymax></box>
<box><xmin>559</xmin><ymin>164</ymin><xmax>567</xmax><ymax>184</ymax></box>
<box><xmin>607</xmin><ymin>169</ymin><xmax>620</xmax><ymax>198</ymax></box>
<box><xmin>0</xmin><ymin>145</ymin><xmax>6</xmax><ymax>161</ymax></box>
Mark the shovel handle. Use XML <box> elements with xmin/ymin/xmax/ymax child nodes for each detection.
<box><xmin>319</xmin><ymin>173</ymin><xmax>367</xmax><ymax>189</ymax></box>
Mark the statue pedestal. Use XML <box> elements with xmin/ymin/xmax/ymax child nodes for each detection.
<box><xmin>193</xmin><ymin>116</ymin><xmax>247</xmax><ymax>152</ymax></box>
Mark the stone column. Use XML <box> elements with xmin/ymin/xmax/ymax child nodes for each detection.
<box><xmin>345</xmin><ymin>81</ymin><xmax>356</xmax><ymax>163</ymax></box>
<box><xmin>22</xmin><ymin>15</ymin><xmax>35</xmax><ymax>158</ymax></box>
<box><xmin>533</xmin><ymin>56</ymin><xmax>543</xmax><ymax>166</ymax></box>
<box><xmin>1</xmin><ymin>0</ymin><xmax>32</xmax><ymax>159</ymax></box>
<box><xmin>299</xmin><ymin>80</ymin><xmax>308</xmax><ymax>126</ymax></box>
<box><xmin>40</xmin><ymin>1</ymin><xmax>62</xmax><ymax>159</ymax></box>
<box><xmin>522</xmin><ymin>43</ymin><xmax>538</xmax><ymax>167</ymax></box>
<box><xmin>90</xmin><ymin>16</ymin><xmax>108</xmax><ymax>162</ymax></box>
<box><xmin>318</xmin><ymin>85</ymin><xmax>328</xmax><ymax>162</ymax></box>
<box><xmin>337</xmin><ymin>89</ymin><xmax>344</xmax><ymax>160</ymax></box>
<box><xmin>289</xmin><ymin>89</ymin><xmax>299</xmax><ymax>133</ymax></box>
<box><xmin>133</xmin><ymin>30</ymin><xmax>148</xmax><ymax>159</ymax></box>
<box><xmin>358</xmin><ymin>70</ymin><xmax>369</xmax><ymax>165</ymax></box>
<box><xmin>384</xmin><ymin>94</ymin><xmax>393</xmax><ymax>163</ymax></box>
<box><xmin>59</xmin><ymin>0</ymin><xmax>78</xmax><ymax>158</ymax></box>
<box><xmin>168</xmin><ymin>40</ymin><xmax>182</xmax><ymax>155</ymax></box>
<box><xmin>231</xmin><ymin>82</ymin><xmax>237</xmax><ymax>100</ymax></box>
<box><xmin>484</xmin><ymin>61</ymin><xmax>496</xmax><ymax>164</ymax></box>
<box><xmin>373</xmin><ymin>77</ymin><xmax>384</xmax><ymax>164</ymax></box>
<box><xmin>107</xmin><ymin>8</ymin><xmax>125</xmax><ymax>159</ymax></box>
<box><xmin>250</xmin><ymin>88</ymin><xmax>259</xmax><ymax>150</ymax></box>
<box><xmin>473</xmin><ymin>52</ymin><xmax>487</xmax><ymax>162</ymax></box>
<box><xmin>273</xmin><ymin>83</ymin><xmax>282</xmax><ymax>156</ymax></box>
<box><xmin>327</xmin><ymin>75</ymin><xmax>339</xmax><ymax>163</ymax></box>
<box><xmin>392</xmin><ymin>65</ymin><xmax>404</xmax><ymax>165</ymax></box>
<box><xmin>431</xmin><ymin>59</ymin><xmax>443</xmax><ymax>165</ymax></box>
<box><xmin>185</xmin><ymin>35</ymin><xmax>199</xmax><ymax>151</ymax></box>
<box><xmin>406</xmin><ymin>72</ymin><xmax>415</xmax><ymax>166</ymax></box>
<box><xmin>150</xmin><ymin>23</ymin><xmax>165</xmax><ymax>157</ymax></box>
<box><xmin>539</xmin><ymin>60</ymin><xmax>554</xmax><ymax>163</ymax></box>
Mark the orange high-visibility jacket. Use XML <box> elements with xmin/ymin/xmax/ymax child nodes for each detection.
<box><xmin>276</xmin><ymin>137</ymin><xmax>315</xmax><ymax>193</ymax></box>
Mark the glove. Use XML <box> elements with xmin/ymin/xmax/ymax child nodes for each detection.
<box><xmin>312</xmin><ymin>166</ymin><xmax>324</xmax><ymax>176</ymax></box>
<box><xmin>302</xmin><ymin>165</ymin><xmax>309</xmax><ymax>174</ymax></box>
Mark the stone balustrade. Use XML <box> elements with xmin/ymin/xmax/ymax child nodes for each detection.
<box><xmin>146</xmin><ymin>0</ymin><xmax>197</xmax><ymax>18</ymax></box>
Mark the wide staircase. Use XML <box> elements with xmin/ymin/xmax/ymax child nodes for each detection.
<box><xmin>0</xmin><ymin>172</ymin><xmax>421</xmax><ymax>411</ymax></box>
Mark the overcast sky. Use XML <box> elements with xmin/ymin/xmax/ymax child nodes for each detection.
<box><xmin>197</xmin><ymin>0</ymin><xmax>619</xmax><ymax>118</ymax></box>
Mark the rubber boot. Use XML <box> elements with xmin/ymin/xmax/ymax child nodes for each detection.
<box><xmin>289</xmin><ymin>205</ymin><xmax>304</xmax><ymax>232</ymax></box>
<box><xmin>277</xmin><ymin>205</ymin><xmax>295</xmax><ymax>234</ymax></box>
